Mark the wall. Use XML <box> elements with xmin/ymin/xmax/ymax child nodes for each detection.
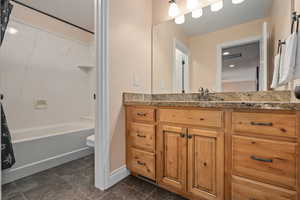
<box><xmin>108</xmin><ymin>0</ymin><xmax>152</xmax><ymax>171</ymax></box>
<box><xmin>153</xmin><ymin>20</ymin><xmax>189</xmax><ymax>93</ymax></box>
<box><xmin>11</xmin><ymin>2</ymin><xmax>94</xmax><ymax>43</ymax></box>
<box><xmin>189</xmin><ymin>18</ymin><xmax>267</xmax><ymax>92</ymax></box>
<box><xmin>223</xmin><ymin>80</ymin><xmax>256</xmax><ymax>92</ymax></box>
<box><xmin>0</xmin><ymin>5</ymin><xmax>95</xmax><ymax>130</ymax></box>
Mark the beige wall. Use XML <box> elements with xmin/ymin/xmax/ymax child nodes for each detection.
<box><xmin>153</xmin><ymin>21</ymin><xmax>188</xmax><ymax>93</ymax></box>
<box><xmin>109</xmin><ymin>0</ymin><xmax>152</xmax><ymax>171</ymax></box>
<box><xmin>188</xmin><ymin>18</ymin><xmax>268</xmax><ymax>92</ymax></box>
<box><xmin>223</xmin><ymin>81</ymin><xmax>257</xmax><ymax>92</ymax></box>
<box><xmin>11</xmin><ymin>2</ymin><xmax>93</xmax><ymax>44</ymax></box>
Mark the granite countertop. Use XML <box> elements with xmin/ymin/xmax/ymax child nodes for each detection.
<box><xmin>123</xmin><ymin>92</ymin><xmax>300</xmax><ymax>110</ymax></box>
<box><xmin>124</xmin><ymin>100</ymin><xmax>300</xmax><ymax>110</ymax></box>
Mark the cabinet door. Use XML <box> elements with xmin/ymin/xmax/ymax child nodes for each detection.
<box><xmin>157</xmin><ymin>125</ymin><xmax>187</xmax><ymax>193</ymax></box>
<box><xmin>187</xmin><ymin>128</ymin><xmax>224</xmax><ymax>200</ymax></box>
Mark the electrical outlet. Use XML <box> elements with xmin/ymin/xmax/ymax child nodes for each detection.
<box><xmin>133</xmin><ymin>73</ymin><xmax>140</xmax><ymax>88</ymax></box>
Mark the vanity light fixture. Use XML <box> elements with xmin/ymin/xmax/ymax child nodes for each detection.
<box><xmin>232</xmin><ymin>0</ymin><xmax>245</xmax><ymax>4</ymax></box>
<box><xmin>169</xmin><ymin>0</ymin><xmax>179</xmax><ymax>17</ymax></box>
<box><xmin>7</xmin><ymin>27</ymin><xmax>18</xmax><ymax>35</ymax></box>
<box><xmin>192</xmin><ymin>8</ymin><xmax>203</xmax><ymax>18</ymax></box>
<box><xmin>175</xmin><ymin>15</ymin><xmax>185</xmax><ymax>24</ymax></box>
<box><xmin>187</xmin><ymin>0</ymin><xmax>199</xmax><ymax>10</ymax></box>
<box><xmin>211</xmin><ymin>0</ymin><xmax>223</xmax><ymax>12</ymax></box>
<box><xmin>229</xmin><ymin>64</ymin><xmax>235</xmax><ymax>68</ymax></box>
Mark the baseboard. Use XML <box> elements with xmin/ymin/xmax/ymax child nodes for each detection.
<box><xmin>2</xmin><ymin>147</ymin><xmax>93</xmax><ymax>185</ymax></box>
<box><xmin>106</xmin><ymin>165</ymin><xmax>130</xmax><ymax>189</ymax></box>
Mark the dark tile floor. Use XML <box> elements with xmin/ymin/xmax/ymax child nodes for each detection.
<box><xmin>2</xmin><ymin>155</ymin><xmax>187</xmax><ymax>200</ymax></box>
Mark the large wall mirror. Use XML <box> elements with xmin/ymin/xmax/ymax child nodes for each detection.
<box><xmin>152</xmin><ymin>0</ymin><xmax>294</xmax><ymax>93</ymax></box>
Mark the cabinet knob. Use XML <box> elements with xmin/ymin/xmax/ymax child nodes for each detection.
<box><xmin>187</xmin><ymin>135</ymin><xmax>193</xmax><ymax>139</ymax></box>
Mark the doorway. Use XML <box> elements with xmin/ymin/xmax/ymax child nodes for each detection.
<box><xmin>173</xmin><ymin>39</ymin><xmax>189</xmax><ymax>93</ymax></box>
<box><xmin>221</xmin><ymin>42</ymin><xmax>260</xmax><ymax>92</ymax></box>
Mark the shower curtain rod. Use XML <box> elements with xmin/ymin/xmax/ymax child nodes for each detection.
<box><xmin>11</xmin><ymin>0</ymin><xmax>95</xmax><ymax>35</ymax></box>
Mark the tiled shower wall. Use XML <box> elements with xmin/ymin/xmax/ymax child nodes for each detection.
<box><xmin>0</xmin><ymin>20</ymin><xmax>95</xmax><ymax>130</ymax></box>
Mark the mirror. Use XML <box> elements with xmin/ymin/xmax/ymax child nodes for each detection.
<box><xmin>152</xmin><ymin>0</ymin><xmax>291</xmax><ymax>93</ymax></box>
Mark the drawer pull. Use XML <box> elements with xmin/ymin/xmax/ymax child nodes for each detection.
<box><xmin>137</xmin><ymin>161</ymin><xmax>146</xmax><ymax>166</ymax></box>
<box><xmin>250</xmin><ymin>122</ymin><xmax>273</xmax><ymax>127</ymax></box>
<box><xmin>137</xmin><ymin>134</ymin><xmax>146</xmax><ymax>138</ymax></box>
<box><xmin>137</xmin><ymin>112</ymin><xmax>147</xmax><ymax>117</ymax></box>
<box><xmin>250</xmin><ymin>155</ymin><xmax>273</xmax><ymax>163</ymax></box>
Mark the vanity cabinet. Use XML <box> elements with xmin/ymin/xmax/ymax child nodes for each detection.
<box><xmin>125</xmin><ymin>105</ymin><xmax>299</xmax><ymax>200</ymax></box>
<box><xmin>156</xmin><ymin>125</ymin><xmax>224</xmax><ymax>200</ymax></box>
<box><xmin>157</xmin><ymin>108</ymin><xmax>225</xmax><ymax>200</ymax></box>
<box><xmin>157</xmin><ymin>125</ymin><xmax>187</xmax><ymax>192</ymax></box>
<box><xmin>126</xmin><ymin>106</ymin><xmax>156</xmax><ymax>180</ymax></box>
<box><xmin>187</xmin><ymin>128</ymin><xmax>224</xmax><ymax>200</ymax></box>
<box><xmin>230</xmin><ymin>111</ymin><xmax>299</xmax><ymax>200</ymax></box>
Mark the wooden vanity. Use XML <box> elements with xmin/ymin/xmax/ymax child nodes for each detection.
<box><xmin>125</xmin><ymin>105</ymin><xmax>300</xmax><ymax>200</ymax></box>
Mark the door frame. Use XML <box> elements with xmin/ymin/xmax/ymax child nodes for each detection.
<box><xmin>95</xmin><ymin>0</ymin><xmax>111</xmax><ymax>190</ymax></box>
<box><xmin>173</xmin><ymin>38</ymin><xmax>190</xmax><ymax>93</ymax></box>
<box><xmin>216</xmin><ymin>35</ymin><xmax>263</xmax><ymax>92</ymax></box>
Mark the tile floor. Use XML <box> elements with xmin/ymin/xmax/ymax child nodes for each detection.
<box><xmin>2</xmin><ymin>155</ymin><xmax>187</xmax><ymax>200</ymax></box>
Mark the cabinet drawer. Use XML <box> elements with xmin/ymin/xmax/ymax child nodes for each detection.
<box><xmin>232</xmin><ymin>176</ymin><xmax>296</xmax><ymax>200</ymax></box>
<box><xmin>128</xmin><ymin>122</ymin><xmax>155</xmax><ymax>152</ymax></box>
<box><xmin>129</xmin><ymin>107</ymin><xmax>155</xmax><ymax>122</ymax></box>
<box><xmin>232</xmin><ymin>112</ymin><xmax>296</xmax><ymax>138</ymax></box>
<box><xmin>159</xmin><ymin>109</ymin><xmax>223</xmax><ymax>128</ymax></box>
<box><xmin>129</xmin><ymin>148</ymin><xmax>155</xmax><ymax>180</ymax></box>
<box><xmin>232</xmin><ymin>136</ymin><xmax>297</xmax><ymax>189</ymax></box>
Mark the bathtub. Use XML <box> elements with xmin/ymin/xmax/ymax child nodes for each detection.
<box><xmin>2</xmin><ymin>122</ymin><xmax>94</xmax><ymax>184</ymax></box>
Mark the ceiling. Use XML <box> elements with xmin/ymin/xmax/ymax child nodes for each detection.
<box><xmin>16</xmin><ymin>0</ymin><xmax>273</xmax><ymax>35</ymax></box>
<box><xmin>180</xmin><ymin>0</ymin><xmax>273</xmax><ymax>36</ymax></box>
<box><xmin>17</xmin><ymin>0</ymin><xmax>95</xmax><ymax>33</ymax></box>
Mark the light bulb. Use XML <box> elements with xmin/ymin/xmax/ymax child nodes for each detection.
<box><xmin>232</xmin><ymin>0</ymin><xmax>245</xmax><ymax>4</ymax></box>
<box><xmin>192</xmin><ymin>8</ymin><xmax>203</xmax><ymax>18</ymax></box>
<box><xmin>175</xmin><ymin>15</ymin><xmax>185</xmax><ymax>24</ymax></box>
<box><xmin>187</xmin><ymin>0</ymin><xmax>199</xmax><ymax>10</ymax></box>
<box><xmin>169</xmin><ymin>1</ymin><xmax>179</xmax><ymax>17</ymax></box>
<box><xmin>7</xmin><ymin>27</ymin><xmax>18</xmax><ymax>35</ymax></box>
<box><xmin>211</xmin><ymin>0</ymin><xmax>223</xmax><ymax>12</ymax></box>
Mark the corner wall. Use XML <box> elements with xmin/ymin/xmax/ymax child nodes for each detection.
<box><xmin>108</xmin><ymin>0</ymin><xmax>152</xmax><ymax>172</ymax></box>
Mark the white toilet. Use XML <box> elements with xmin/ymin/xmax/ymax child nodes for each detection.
<box><xmin>86</xmin><ymin>135</ymin><xmax>95</xmax><ymax>147</ymax></box>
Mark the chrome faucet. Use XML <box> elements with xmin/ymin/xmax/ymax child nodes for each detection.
<box><xmin>198</xmin><ymin>87</ymin><xmax>210</xmax><ymax>96</ymax></box>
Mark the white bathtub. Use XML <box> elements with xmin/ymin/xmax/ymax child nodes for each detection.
<box><xmin>2</xmin><ymin>122</ymin><xmax>94</xmax><ymax>184</ymax></box>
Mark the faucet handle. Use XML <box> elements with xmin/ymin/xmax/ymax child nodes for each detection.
<box><xmin>198</xmin><ymin>87</ymin><xmax>204</xmax><ymax>92</ymax></box>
